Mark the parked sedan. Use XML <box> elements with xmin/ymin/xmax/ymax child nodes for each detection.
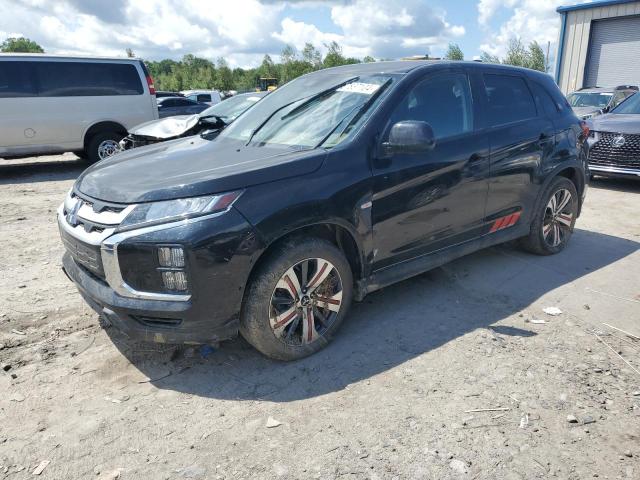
<box><xmin>587</xmin><ymin>91</ymin><xmax>640</xmax><ymax>178</ymax></box>
<box><xmin>120</xmin><ymin>92</ymin><xmax>266</xmax><ymax>150</ymax></box>
<box><xmin>157</xmin><ymin>96</ymin><xmax>209</xmax><ymax>118</ymax></box>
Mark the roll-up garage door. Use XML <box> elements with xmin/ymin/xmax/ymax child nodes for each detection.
<box><xmin>584</xmin><ymin>16</ymin><xmax>640</xmax><ymax>88</ymax></box>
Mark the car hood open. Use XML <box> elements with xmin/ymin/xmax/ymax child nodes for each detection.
<box><xmin>589</xmin><ymin>113</ymin><xmax>640</xmax><ymax>134</ymax></box>
<box><xmin>75</xmin><ymin>136</ymin><xmax>326</xmax><ymax>203</ymax></box>
<box><xmin>129</xmin><ymin>115</ymin><xmax>200</xmax><ymax>139</ymax></box>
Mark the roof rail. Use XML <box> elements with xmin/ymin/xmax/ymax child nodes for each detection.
<box><xmin>615</xmin><ymin>85</ymin><xmax>638</xmax><ymax>91</ymax></box>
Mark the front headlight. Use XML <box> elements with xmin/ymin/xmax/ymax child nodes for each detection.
<box><xmin>117</xmin><ymin>191</ymin><xmax>242</xmax><ymax>232</ymax></box>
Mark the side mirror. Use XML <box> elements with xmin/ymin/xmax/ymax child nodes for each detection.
<box><xmin>601</xmin><ymin>105</ymin><xmax>610</xmax><ymax>114</ymax></box>
<box><xmin>382</xmin><ymin>121</ymin><xmax>436</xmax><ymax>155</ymax></box>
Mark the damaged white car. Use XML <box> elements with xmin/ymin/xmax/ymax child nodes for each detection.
<box><xmin>118</xmin><ymin>92</ymin><xmax>267</xmax><ymax>152</ymax></box>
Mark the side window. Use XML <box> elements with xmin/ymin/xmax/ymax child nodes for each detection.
<box><xmin>0</xmin><ymin>62</ymin><xmax>37</xmax><ymax>98</ymax></box>
<box><xmin>161</xmin><ymin>99</ymin><xmax>177</xmax><ymax>107</ymax></box>
<box><xmin>611</xmin><ymin>91</ymin><xmax>627</xmax><ymax>108</ymax></box>
<box><xmin>175</xmin><ymin>99</ymin><xmax>193</xmax><ymax>106</ymax></box>
<box><xmin>530</xmin><ymin>81</ymin><xmax>559</xmax><ymax>117</ymax></box>
<box><xmin>186</xmin><ymin>94</ymin><xmax>197</xmax><ymax>101</ymax></box>
<box><xmin>387</xmin><ymin>73</ymin><xmax>473</xmax><ymax>140</ymax></box>
<box><xmin>36</xmin><ymin>62</ymin><xmax>143</xmax><ymax>96</ymax></box>
<box><xmin>483</xmin><ymin>74</ymin><xmax>537</xmax><ymax>126</ymax></box>
<box><xmin>197</xmin><ymin>94</ymin><xmax>211</xmax><ymax>102</ymax></box>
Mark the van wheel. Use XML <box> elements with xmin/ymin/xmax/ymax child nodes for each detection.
<box><xmin>240</xmin><ymin>238</ymin><xmax>353</xmax><ymax>361</ymax></box>
<box><xmin>86</xmin><ymin>131</ymin><xmax>124</xmax><ymax>163</ymax></box>
<box><xmin>520</xmin><ymin>177</ymin><xmax>578</xmax><ymax>255</ymax></box>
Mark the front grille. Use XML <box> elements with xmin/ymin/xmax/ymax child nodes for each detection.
<box><xmin>589</xmin><ymin>132</ymin><xmax>640</xmax><ymax>170</ymax></box>
<box><xmin>64</xmin><ymin>192</ymin><xmax>128</xmax><ymax>234</ymax></box>
<box><xmin>60</xmin><ymin>226</ymin><xmax>105</xmax><ymax>278</ymax></box>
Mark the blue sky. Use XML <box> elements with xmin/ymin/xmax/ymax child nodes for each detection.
<box><xmin>0</xmin><ymin>0</ymin><xmax>569</xmax><ymax>67</ymax></box>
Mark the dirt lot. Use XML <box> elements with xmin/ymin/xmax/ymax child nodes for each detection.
<box><xmin>1</xmin><ymin>154</ymin><xmax>639</xmax><ymax>480</ymax></box>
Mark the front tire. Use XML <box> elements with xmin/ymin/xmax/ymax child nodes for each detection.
<box><xmin>240</xmin><ymin>238</ymin><xmax>353</xmax><ymax>361</ymax></box>
<box><xmin>520</xmin><ymin>177</ymin><xmax>578</xmax><ymax>255</ymax></box>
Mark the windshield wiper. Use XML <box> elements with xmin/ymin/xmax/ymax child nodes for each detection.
<box><xmin>314</xmin><ymin>78</ymin><xmax>392</xmax><ymax>149</ymax></box>
<box><xmin>244</xmin><ymin>76</ymin><xmax>359</xmax><ymax>146</ymax></box>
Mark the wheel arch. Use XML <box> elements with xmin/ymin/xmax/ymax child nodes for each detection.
<box><xmin>535</xmin><ymin>164</ymin><xmax>586</xmax><ymax>218</ymax></box>
<box><xmin>83</xmin><ymin>121</ymin><xmax>128</xmax><ymax>150</ymax></box>
<box><xmin>246</xmin><ymin>221</ymin><xmax>366</xmax><ymax>298</ymax></box>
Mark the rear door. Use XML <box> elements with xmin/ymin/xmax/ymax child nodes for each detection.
<box><xmin>370</xmin><ymin>69</ymin><xmax>490</xmax><ymax>269</ymax></box>
<box><xmin>480</xmin><ymin>73</ymin><xmax>554</xmax><ymax>227</ymax></box>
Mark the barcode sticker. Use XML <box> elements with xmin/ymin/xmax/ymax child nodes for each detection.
<box><xmin>337</xmin><ymin>82</ymin><xmax>381</xmax><ymax>95</ymax></box>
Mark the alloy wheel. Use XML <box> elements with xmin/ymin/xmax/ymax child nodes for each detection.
<box><xmin>542</xmin><ymin>188</ymin><xmax>573</xmax><ymax>248</ymax></box>
<box><xmin>269</xmin><ymin>258</ymin><xmax>343</xmax><ymax>346</ymax></box>
<box><xmin>97</xmin><ymin>139</ymin><xmax>121</xmax><ymax>160</ymax></box>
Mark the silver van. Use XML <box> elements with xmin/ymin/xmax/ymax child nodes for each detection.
<box><xmin>0</xmin><ymin>54</ymin><xmax>159</xmax><ymax>162</ymax></box>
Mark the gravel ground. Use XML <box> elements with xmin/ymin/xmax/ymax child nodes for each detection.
<box><xmin>1</xmin><ymin>154</ymin><xmax>639</xmax><ymax>480</ymax></box>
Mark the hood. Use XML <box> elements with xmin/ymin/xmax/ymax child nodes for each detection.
<box><xmin>572</xmin><ymin>106</ymin><xmax>600</xmax><ymax>119</ymax></box>
<box><xmin>75</xmin><ymin>136</ymin><xmax>326</xmax><ymax>203</ymax></box>
<box><xmin>129</xmin><ymin>115</ymin><xmax>200</xmax><ymax>139</ymax></box>
<box><xmin>589</xmin><ymin>113</ymin><xmax>640</xmax><ymax>134</ymax></box>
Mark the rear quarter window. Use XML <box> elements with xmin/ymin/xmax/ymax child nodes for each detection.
<box><xmin>35</xmin><ymin>61</ymin><xmax>143</xmax><ymax>96</ymax></box>
<box><xmin>530</xmin><ymin>81</ymin><xmax>559</xmax><ymax>117</ymax></box>
<box><xmin>196</xmin><ymin>94</ymin><xmax>211</xmax><ymax>102</ymax></box>
<box><xmin>0</xmin><ymin>62</ymin><xmax>37</xmax><ymax>98</ymax></box>
<box><xmin>483</xmin><ymin>74</ymin><xmax>537</xmax><ymax>126</ymax></box>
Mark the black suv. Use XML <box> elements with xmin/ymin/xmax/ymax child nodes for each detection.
<box><xmin>59</xmin><ymin>61</ymin><xmax>588</xmax><ymax>360</ymax></box>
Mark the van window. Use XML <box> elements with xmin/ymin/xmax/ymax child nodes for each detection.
<box><xmin>387</xmin><ymin>72</ymin><xmax>473</xmax><ymax>140</ymax></box>
<box><xmin>0</xmin><ymin>62</ymin><xmax>37</xmax><ymax>98</ymax></box>
<box><xmin>483</xmin><ymin>74</ymin><xmax>537</xmax><ymax>126</ymax></box>
<box><xmin>35</xmin><ymin>61</ymin><xmax>143</xmax><ymax>96</ymax></box>
<box><xmin>197</xmin><ymin>94</ymin><xmax>211</xmax><ymax>103</ymax></box>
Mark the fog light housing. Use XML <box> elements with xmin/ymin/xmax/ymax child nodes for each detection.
<box><xmin>158</xmin><ymin>247</ymin><xmax>185</xmax><ymax>267</ymax></box>
<box><xmin>161</xmin><ymin>271</ymin><xmax>188</xmax><ymax>291</ymax></box>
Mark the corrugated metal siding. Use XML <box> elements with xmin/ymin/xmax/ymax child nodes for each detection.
<box><xmin>557</xmin><ymin>1</ymin><xmax>640</xmax><ymax>93</ymax></box>
<box><xmin>584</xmin><ymin>16</ymin><xmax>640</xmax><ymax>87</ymax></box>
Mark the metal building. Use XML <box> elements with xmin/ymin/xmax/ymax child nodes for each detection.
<box><xmin>556</xmin><ymin>0</ymin><xmax>640</xmax><ymax>93</ymax></box>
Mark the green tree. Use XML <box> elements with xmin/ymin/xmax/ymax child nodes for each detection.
<box><xmin>362</xmin><ymin>55</ymin><xmax>376</xmax><ymax>63</ymax></box>
<box><xmin>444</xmin><ymin>43</ymin><xmax>464</xmax><ymax>61</ymax></box>
<box><xmin>215</xmin><ymin>57</ymin><xmax>234</xmax><ymax>91</ymax></box>
<box><xmin>323</xmin><ymin>41</ymin><xmax>346</xmax><ymax>68</ymax></box>
<box><xmin>125</xmin><ymin>48</ymin><xmax>135</xmax><ymax>58</ymax></box>
<box><xmin>480</xmin><ymin>51</ymin><xmax>501</xmax><ymax>64</ymax></box>
<box><xmin>503</xmin><ymin>38</ymin><xmax>528</xmax><ymax>67</ymax></box>
<box><xmin>258</xmin><ymin>54</ymin><xmax>277</xmax><ymax>79</ymax></box>
<box><xmin>527</xmin><ymin>40</ymin><xmax>547</xmax><ymax>72</ymax></box>
<box><xmin>302</xmin><ymin>42</ymin><xmax>322</xmax><ymax>69</ymax></box>
<box><xmin>1</xmin><ymin>37</ymin><xmax>44</xmax><ymax>53</ymax></box>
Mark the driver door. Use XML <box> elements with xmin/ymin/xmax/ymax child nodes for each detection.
<box><xmin>370</xmin><ymin>70</ymin><xmax>490</xmax><ymax>270</ymax></box>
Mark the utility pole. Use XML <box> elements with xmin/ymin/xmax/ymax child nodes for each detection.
<box><xmin>545</xmin><ymin>41</ymin><xmax>550</xmax><ymax>73</ymax></box>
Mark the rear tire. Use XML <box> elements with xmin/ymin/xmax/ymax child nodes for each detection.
<box><xmin>85</xmin><ymin>131</ymin><xmax>124</xmax><ymax>164</ymax></box>
<box><xmin>240</xmin><ymin>237</ymin><xmax>353</xmax><ymax>361</ymax></box>
<box><xmin>520</xmin><ymin>177</ymin><xmax>578</xmax><ymax>255</ymax></box>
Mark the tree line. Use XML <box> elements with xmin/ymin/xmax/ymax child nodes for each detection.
<box><xmin>2</xmin><ymin>36</ymin><xmax>549</xmax><ymax>94</ymax></box>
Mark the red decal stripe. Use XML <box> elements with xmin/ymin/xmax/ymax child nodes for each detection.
<box><xmin>506</xmin><ymin>211</ymin><xmax>521</xmax><ymax>227</ymax></box>
<box><xmin>490</xmin><ymin>211</ymin><xmax>521</xmax><ymax>233</ymax></box>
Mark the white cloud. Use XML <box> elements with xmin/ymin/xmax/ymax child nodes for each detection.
<box><xmin>329</xmin><ymin>0</ymin><xmax>465</xmax><ymax>58</ymax></box>
<box><xmin>478</xmin><ymin>0</ymin><xmax>564</xmax><ymax>61</ymax></box>
<box><xmin>477</xmin><ymin>0</ymin><xmax>518</xmax><ymax>26</ymax></box>
<box><xmin>2</xmin><ymin>0</ymin><xmax>468</xmax><ymax>66</ymax></box>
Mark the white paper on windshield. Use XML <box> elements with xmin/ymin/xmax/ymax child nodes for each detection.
<box><xmin>337</xmin><ymin>82</ymin><xmax>381</xmax><ymax>95</ymax></box>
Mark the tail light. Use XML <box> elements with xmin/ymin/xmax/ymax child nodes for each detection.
<box><xmin>146</xmin><ymin>75</ymin><xmax>156</xmax><ymax>95</ymax></box>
